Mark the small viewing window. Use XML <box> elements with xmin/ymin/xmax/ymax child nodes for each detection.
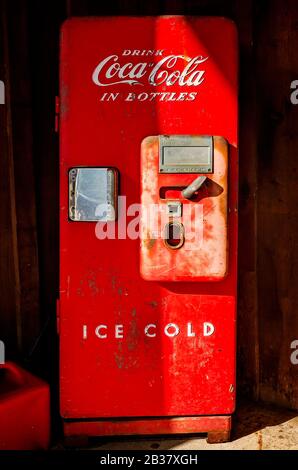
<box><xmin>69</xmin><ymin>167</ymin><xmax>118</xmax><ymax>222</ymax></box>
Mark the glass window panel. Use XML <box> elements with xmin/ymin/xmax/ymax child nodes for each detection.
<box><xmin>69</xmin><ymin>167</ymin><xmax>118</xmax><ymax>221</ymax></box>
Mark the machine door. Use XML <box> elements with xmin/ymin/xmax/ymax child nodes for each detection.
<box><xmin>59</xmin><ymin>16</ymin><xmax>238</xmax><ymax>419</ymax></box>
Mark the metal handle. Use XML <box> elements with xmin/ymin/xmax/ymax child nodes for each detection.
<box><xmin>181</xmin><ymin>176</ymin><xmax>207</xmax><ymax>199</ymax></box>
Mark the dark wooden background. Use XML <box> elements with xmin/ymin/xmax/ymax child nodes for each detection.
<box><xmin>1</xmin><ymin>0</ymin><xmax>298</xmax><ymax>411</ymax></box>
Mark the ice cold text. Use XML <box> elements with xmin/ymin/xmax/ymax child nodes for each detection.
<box><xmin>82</xmin><ymin>322</ymin><xmax>215</xmax><ymax>340</ymax></box>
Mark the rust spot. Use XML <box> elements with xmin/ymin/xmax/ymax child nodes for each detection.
<box><xmin>111</xmin><ymin>275</ymin><xmax>128</xmax><ymax>296</ymax></box>
<box><xmin>114</xmin><ymin>353</ymin><xmax>124</xmax><ymax>369</ymax></box>
<box><xmin>114</xmin><ymin>341</ymin><xmax>124</xmax><ymax>369</ymax></box>
<box><xmin>145</xmin><ymin>237</ymin><xmax>156</xmax><ymax>250</ymax></box>
<box><xmin>127</xmin><ymin>319</ymin><xmax>139</xmax><ymax>351</ymax></box>
<box><xmin>76</xmin><ymin>272</ymin><xmax>99</xmax><ymax>296</ymax></box>
<box><xmin>203</xmin><ymin>220</ymin><xmax>214</xmax><ymax>241</ymax></box>
<box><xmin>111</xmin><ymin>276</ymin><xmax>117</xmax><ymax>290</ymax></box>
<box><xmin>86</xmin><ymin>271</ymin><xmax>100</xmax><ymax>295</ymax></box>
<box><xmin>60</xmin><ymin>84</ymin><xmax>69</xmax><ymax>117</ymax></box>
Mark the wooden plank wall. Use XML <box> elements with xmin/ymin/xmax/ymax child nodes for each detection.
<box><xmin>5</xmin><ymin>0</ymin><xmax>40</xmax><ymax>356</ymax></box>
<box><xmin>0</xmin><ymin>1</ymin><xmax>21</xmax><ymax>356</ymax></box>
<box><xmin>255</xmin><ymin>0</ymin><xmax>298</xmax><ymax>409</ymax></box>
<box><xmin>0</xmin><ymin>0</ymin><xmax>297</xmax><ymax>409</ymax></box>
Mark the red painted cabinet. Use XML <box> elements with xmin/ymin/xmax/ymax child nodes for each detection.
<box><xmin>0</xmin><ymin>362</ymin><xmax>50</xmax><ymax>449</ymax></box>
<box><xmin>59</xmin><ymin>16</ymin><xmax>238</xmax><ymax>441</ymax></box>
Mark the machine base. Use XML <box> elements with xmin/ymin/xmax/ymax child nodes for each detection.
<box><xmin>63</xmin><ymin>415</ymin><xmax>231</xmax><ymax>446</ymax></box>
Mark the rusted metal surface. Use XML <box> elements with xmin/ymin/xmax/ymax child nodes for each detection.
<box><xmin>64</xmin><ymin>415</ymin><xmax>231</xmax><ymax>437</ymax></box>
<box><xmin>207</xmin><ymin>430</ymin><xmax>231</xmax><ymax>444</ymax></box>
<box><xmin>140</xmin><ymin>135</ymin><xmax>229</xmax><ymax>281</ymax></box>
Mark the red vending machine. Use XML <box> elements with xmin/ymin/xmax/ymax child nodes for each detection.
<box><xmin>59</xmin><ymin>16</ymin><xmax>238</xmax><ymax>443</ymax></box>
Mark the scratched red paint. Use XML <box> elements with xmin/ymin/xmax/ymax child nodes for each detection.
<box><xmin>59</xmin><ymin>16</ymin><xmax>238</xmax><ymax>433</ymax></box>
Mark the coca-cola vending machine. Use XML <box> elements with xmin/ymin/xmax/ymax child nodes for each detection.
<box><xmin>59</xmin><ymin>16</ymin><xmax>238</xmax><ymax>443</ymax></box>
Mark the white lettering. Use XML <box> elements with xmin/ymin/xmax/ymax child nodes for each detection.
<box><xmin>83</xmin><ymin>324</ymin><xmax>87</xmax><ymax>339</ymax></box>
<box><xmin>95</xmin><ymin>325</ymin><xmax>107</xmax><ymax>339</ymax></box>
<box><xmin>115</xmin><ymin>324</ymin><xmax>124</xmax><ymax>338</ymax></box>
<box><xmin>203</xmin><ymin>322</ymin><xmax>215</xmax><ymax>337</ymax></box>
<box><xmin>89</xmin><ymin>321</ymin><xmax>216</xmax><ymax>340</ymax></box>
<box><xmin>92</xmin><ymin>55</ymin><xmax>143</xmax><ymax>86</ymax></box>
<box><xmin>164</xmin><ymin>323</ymin><xmax>180</xmax><ymax>337</ymax></box>
<box><xmin>187</xmin><ymin>322</ymin><xmax>195</xmax><ymax>337</ymax></box>
<box><xmin>144</xmin><ymin>324</ymin><xmax>156</xmax><ymax>337</ymax></box>
<box><xmin>92</xmin><ymin>54</ymin><xmax>208</xmax><ymax>87</ymax></box>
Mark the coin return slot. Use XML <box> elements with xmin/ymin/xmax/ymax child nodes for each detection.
<box><xmin>164</xmin><ymin>222</ymin><xmax>185</xmax><ymax>250</ymax></box>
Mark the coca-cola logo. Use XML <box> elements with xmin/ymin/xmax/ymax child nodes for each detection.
<box><xmin>92</xmin><ymin>51</ymin><xmax>209</xmax><ymax>88</ymax></box>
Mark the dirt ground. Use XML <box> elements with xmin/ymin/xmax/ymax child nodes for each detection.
<box><xmin>65</xmin><ymin>401</ymin><xmax>298</xmax><ymax>451</ymax></box>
